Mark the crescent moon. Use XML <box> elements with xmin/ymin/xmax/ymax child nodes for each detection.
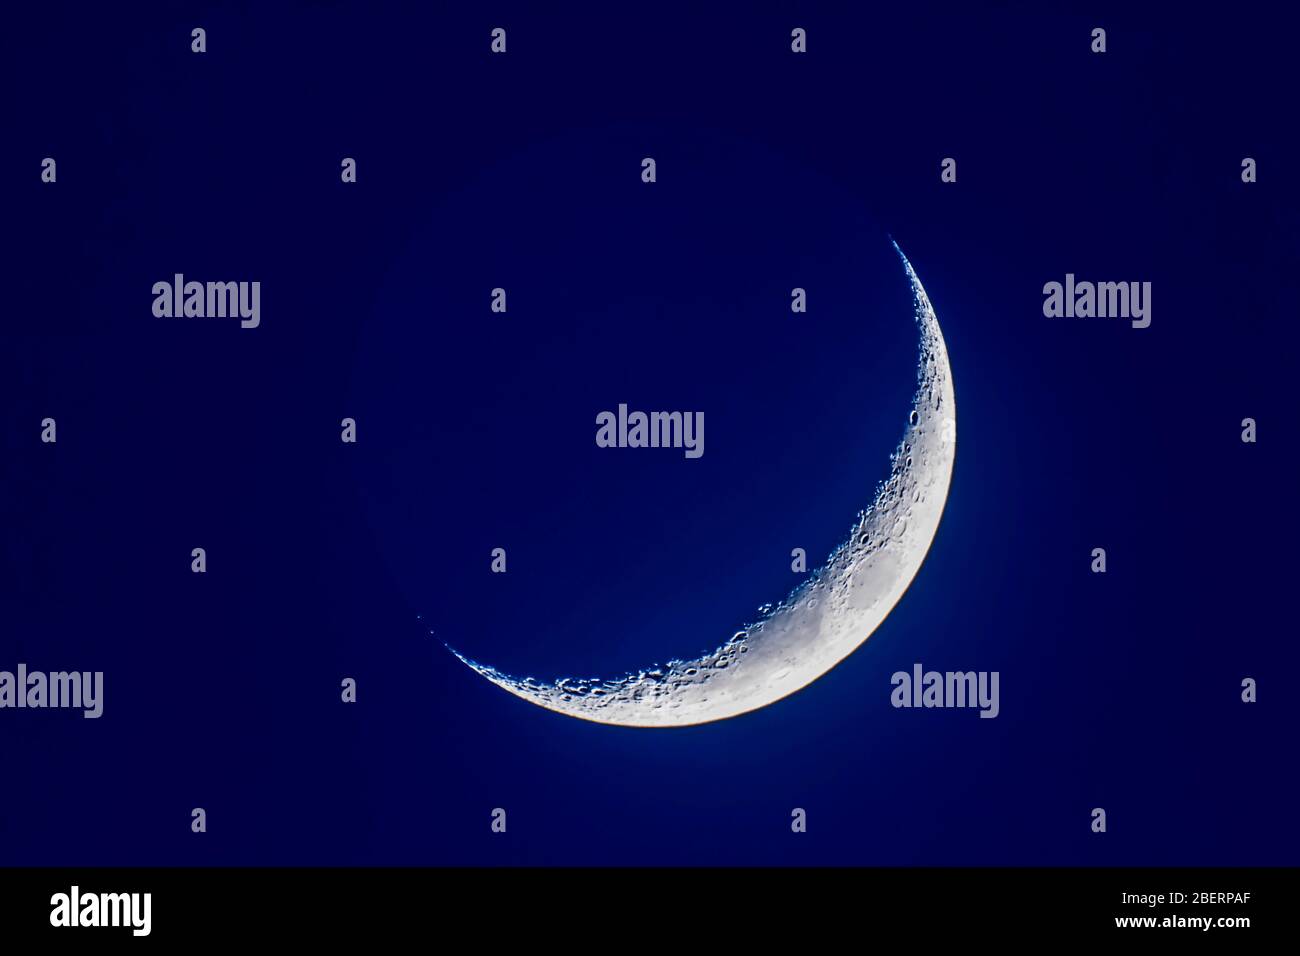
<box><xmin>451</xmin><ymin>243</ymin><xmax>956</xmax><ymax>727</ymax></box>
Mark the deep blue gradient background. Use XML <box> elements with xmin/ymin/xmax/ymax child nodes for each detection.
<box><xmin>3</xmin><ymin>4</ymin><xmax>1297</xmax><ymax>865</ymax></box>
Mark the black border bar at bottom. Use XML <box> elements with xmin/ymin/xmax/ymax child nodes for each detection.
<box><xmin>0</xmin><ymin>867</ymin><xmax>1287</xmax><ymax>942</ymax></box>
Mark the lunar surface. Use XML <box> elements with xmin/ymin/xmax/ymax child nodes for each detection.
<box><xmin>452</xmin><ymin>244</ymin><xmax>956</xmax><ymax>727</ymax></box>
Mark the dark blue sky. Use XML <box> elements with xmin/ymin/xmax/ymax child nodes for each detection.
<box><xmin>3</xmin><ymin>3</ymin><xmax>1296</xmax><ymax>865</ymax></box>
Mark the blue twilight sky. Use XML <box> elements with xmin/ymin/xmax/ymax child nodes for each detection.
<box><xmin>2</xmin><ymin>3</ymin><xmax>1297</xmax><ymax>865</ymax></box>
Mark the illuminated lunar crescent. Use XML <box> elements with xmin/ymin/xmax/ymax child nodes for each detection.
<box><xmin>451</xmin><ymin>243</ymin><xmax>955</xmax><ymax>727</ymax></box>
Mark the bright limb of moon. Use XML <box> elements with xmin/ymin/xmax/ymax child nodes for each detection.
<box><xmin>450</xmin><ymin>243</ymin><xmax>956</xmax><ymax>727</ymax></box>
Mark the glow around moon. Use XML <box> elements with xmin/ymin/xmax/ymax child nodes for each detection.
<box><xmin>451</xmin><ymin>244</ymin><xmax>956</xmax><ymax>727</ymax></box>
